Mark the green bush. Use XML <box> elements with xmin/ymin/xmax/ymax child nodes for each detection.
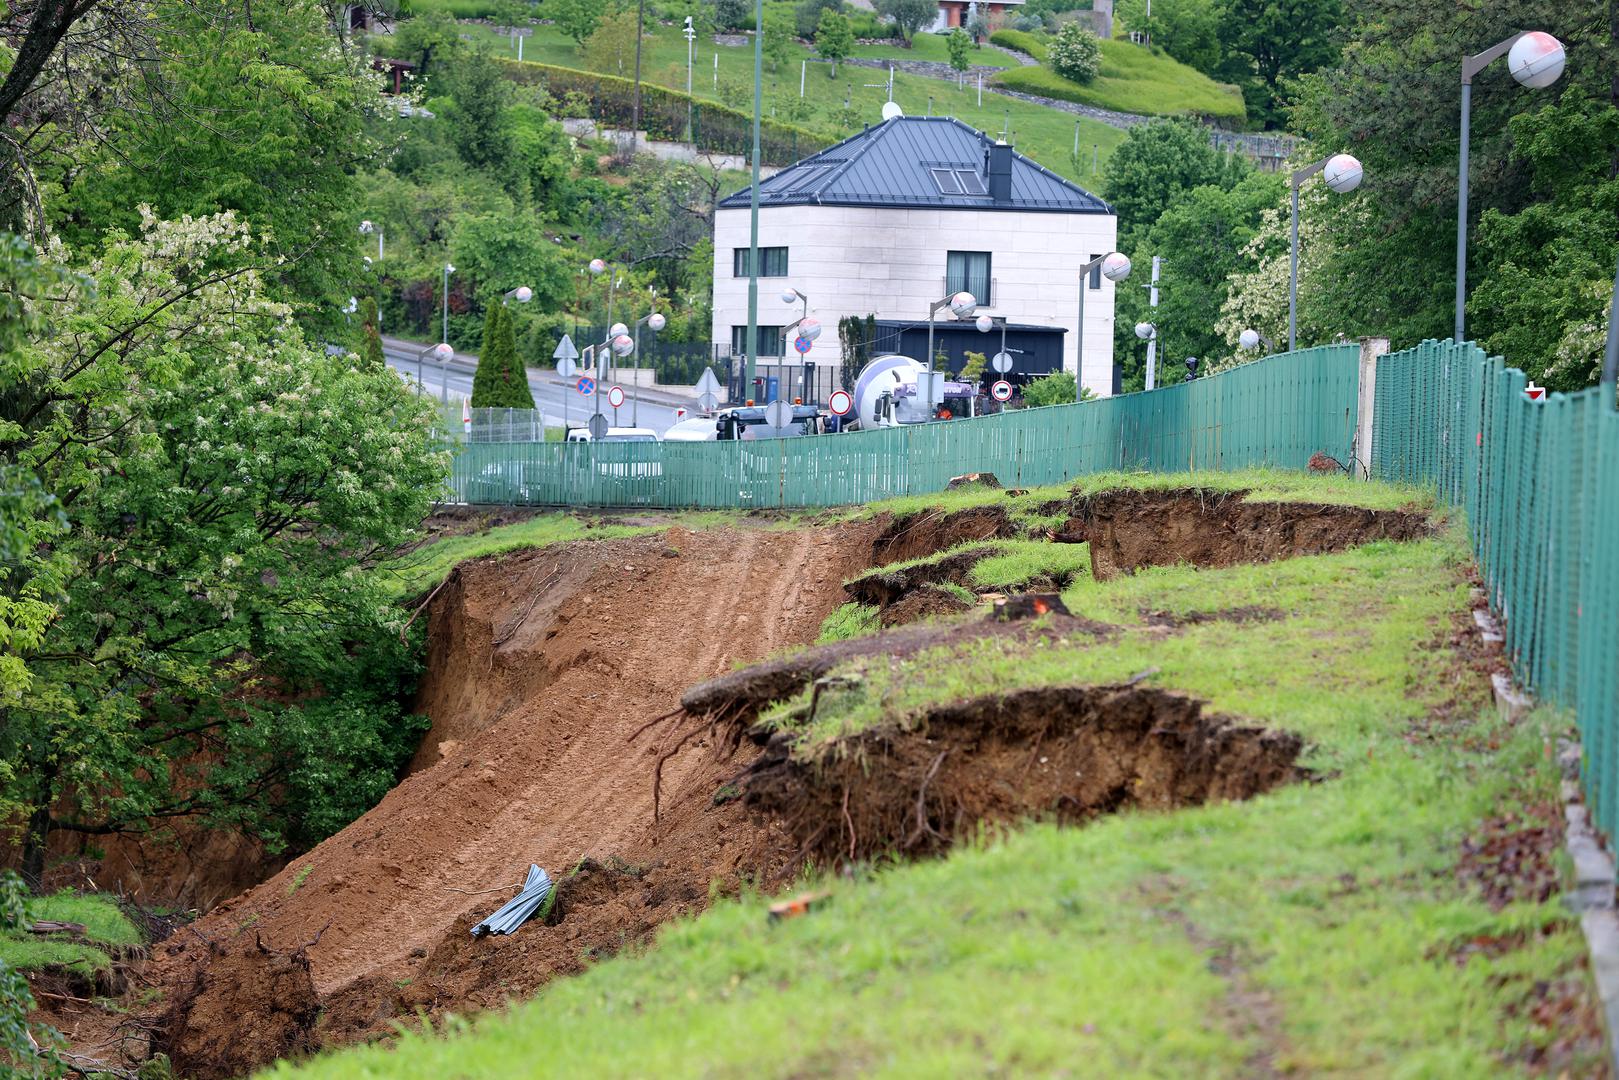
<box><xmin>990</xmin><ymin>39</ymin><xmax>1245</xmax><ymax>120</ymax></box>
<box><xmin>496</xmin><ymin>59</ymin><xmax>832</xmax><ymax>166</ymax></box>
<box><xmin>472</xmin><ymin>302</ymin><xmax>536</xmax><ymax>408</ymax></box>
<box><xmin>1048</xmin><ymin>23</ymin><xmax>1101</xmax><ymax>83</ymax></box>
<box><xmin>990</xmin><ymin>28</ymin><xmax>1048</xmax><ymax>62</ymax></box>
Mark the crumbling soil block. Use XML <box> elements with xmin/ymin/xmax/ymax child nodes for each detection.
<box><xmin>869</xmin><ymin>505</ymin><xmax>1016</xmax><ymax>566</ymax></box>
<box><xmin>845</xmin><ymin>544</ymin><xmax>1001</xmax><ymax>608</ymax></box>
<box><xmin>739</xmin><ymin>685</ymin><xmax>1307</xmax><ymax>865</ymax></box>
<box><xmin>1060</xmin><ymin>489</ymin><xmax>1432</xmax><ymax>580</ymax></box>
<box><xmin>879</xmin><ymin>584</ymin><xmax>976</xmax><ymax>627</ymax></box>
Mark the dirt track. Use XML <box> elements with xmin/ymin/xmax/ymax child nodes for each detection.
<box><xmin>147</xmin><ymin>521</ymin><xmax>878</xmax><ymax>1069</ymax></box>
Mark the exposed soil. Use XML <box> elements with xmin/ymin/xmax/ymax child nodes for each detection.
<box><xmin>142</xmin><ymin>519</ymin><xmax>881</xmax><ymax>1067</ymax></box>
<box><xmin>879</xmin><ymin>584</ymin><xmax>977</xmax><ymax>627</ymax></box>
<box><xmin>1059</xmin><ymin>490</ymin><xmax>1434</xmax><ymax>580</ymax></box>
<box><xmin>1142</xmin><ymin>605</ymin><xmax>1286</xmax><ymax>630</ymax></box>
<box><xmin>869</xmin><ymin>504</ymin><xmax>1016</xmax><ymax>565</ymax></box>
<box><xmin>738</xmin><ymin>684</ymin><xmax>1308</xmax><ymax>865</ymax></box>
<box><xmin>844</xmin><ymin>543</ymin><xmax>1002</xmax><ymax>608</ymax></box>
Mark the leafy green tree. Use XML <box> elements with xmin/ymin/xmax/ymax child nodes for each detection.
<box><xmin>816</xmin><ymin>9</ymin><xmax>855</xmax><ymax>75</ymax></box>
<box><xmin>452</xmin><ymin>211</ymin><xmax>574</xmax><ymax>310</ymax></box>
<box><xmin>585</xmin><ymin>8</ymin><xmax>642</xmax><ymax>76</ymax></box>
<box><xmin>714</xmin><ymin>0</ymin><xmax>749</xmax><ymax>31</ymax></box>
<box><xmin>360</xmin><ymin>296</ymin><xmax>386</xmax><ymax>367</ymax></box>
<box><xmin>1</xmin><ymin>214</ymin><xmax>447</xmax><ymax>880</ymax></box>
<box><xmin>389</xmin><ymin>10</ymin><xmax>466</xmax><ymax>85</ymax></box>
<box><xmin>550</xmin><ymin>0</ymin><xmax>604</xmax><ymax>44</ymax></box>
<box><xmin>1118</xmin><ymin>0</ymin><xmax>1221</xmax><ymax>75</ymax></box>
<box><xmin>947</xmin><ymin>27</ymin><xmax>972</xmax><ymax>74</ymax></box>
<box><xmin>1104</xmin><ymin>118</ymin><xmax>1243</xmax><ymax>247</ymax></box>
<box><xmin>1021</xmin><ymin>370</ymin><xmax>1096</xmax><ymax>406</ymax></box>
<box><xmin>1215</xmin><ymin>0</ymin><xmax>1343</xmax><ymax>128</ymax></box>
<box><xmin>959</xmin><ymin>350</ymin><xmax>988</xmax><ymax>383</ymax></box>
<box><xmin>445</xmin><ymin>49</ymin><xmax>516</xmax><ymax>173</ymax></box>
<box><xmin>797</xmin><ymin>0</ymin><xmax>843</xmax><ymax>37</ymax></box>
<box><xmin>875</xmin><ymin>0</ymin><xmax>936</xmax><ymax>44</ymax></box>
<box><xmin>472</xmin><ymin>302</ymin><xmax>536</xmax><ymax>408</ymax></box>
<box><xmin>763</xmin><ymin>5</ymin><xmax>796</xmax><ymax>71</ymax></box>
<box><xmin>1048</xmin><ymin>22</ymin><xmax>1102</xmax><ymax>82</ymax></box>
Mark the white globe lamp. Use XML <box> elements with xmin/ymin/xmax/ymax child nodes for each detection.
<box><xmin>609</xmin><ymin>322</ymin><xmax>629</xmax><ymax>338</ymax></box>
<box><xmin>588</xmin><ymin>258</ymin><xmax>607</xmax><ymax>276</ymax></box>
<box><xmin>780</xmin><ymin>289</ymin><xmax>798</xmax><ymax>304</ymax></box>
<box><xmin>1134</xmin><ymin>322</ymin><xmax>1155</xmax><ymax>341</ymax></box>
<box><xmin>1239</xmin><ymin>328</ymin><xmax>1262</xmax><ymax>350</ymax></box>
<box><xmin>975</xmin><ymin>314</ymin><xmax>994</xmax><ymax>334</ymax></box>
<box><xmin>1508</xmin><ymin>31</ymin><xmax>1565</xmax><ymax>89</ymax></box>
<box><xmin>798</xmin><ymin>317</ymin><xmax>822</xmax><ymax>342</ymax></box>
<box><xmin>512</xmin><ymin>286</ymin><xmax>533</xmax><ymax>303</ymax></box>
<box><xmin>1101</xmin><ymin>252</ymin><xmax>1132</xmax><ymax>282</ymax></box>
<box><xmin>433</xmin><ymin>342</ymin><xmax>453</xmax><ymax>361</ymax></box>
<box><xmin>948</xmin><ymin>291</ymin><xmax>977</xmax><ymax>318</ymax></box>
<box><xmin>611</xmin><ymin>334</ymin><xmax>634</xmax><ymax>357</ymax></box>
<box><xmin>1323</xmin><ymin>154</ymin><xmax>1364</xmax><ymax>194</ymax></box>
<box><xmin>648</xmin><ymin>312</ymin><xmax>667</xmax><ymax>332</ymax></box>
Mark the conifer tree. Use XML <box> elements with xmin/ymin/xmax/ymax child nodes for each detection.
<box><xmin>471</xmin><ymin>301</ymin><xmax>535</xmax><ymax>409</ymax></box>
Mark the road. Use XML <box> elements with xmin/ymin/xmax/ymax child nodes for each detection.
<box><xmin>381</xmin><ymin>337</ymin><xmax>691</xmax><ymax>434</ymax></box>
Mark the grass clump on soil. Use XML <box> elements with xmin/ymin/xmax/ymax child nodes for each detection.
<box><xmin>378</xmin><ymin>515</ymin><xmax>658</xmax><ymax>599</ymax></box>
<box><xmin>990</xmin><ymin>38</ymin><xmax>1246</xmax><ymax>121</ymax></box>
<box><xmin>966</xmin><ymin>538</ymin><xmax>1089</xmax><ymax>590</ymax></box>
<box><xmin>275</xmin><ymin>499</ymin><xmax>1607</xmax><ymax>1077</ymax></box>
<box><xmin>0</xmin><ymin>891</ymin><xmax>141</xmax><ymax>980</ymax></box>
<box><xmin>815</xmin><ymin>602</ymin><xmax>879</xmax><ymax>643</ymax></box>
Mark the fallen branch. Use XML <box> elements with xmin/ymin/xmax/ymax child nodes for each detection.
<box><xmin>842</xmin><ymin>784</ymin><xmax>857</xmax><ymax>862</ymax></box>
<box><xmin>400</xmin><ymin>570</ymin><xmax>455</xmax><ymax>642</ymax></box>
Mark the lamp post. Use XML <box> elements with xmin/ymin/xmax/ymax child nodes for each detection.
<box><xmin>780</xmin><ymin>288</ymin><xmax>817</xmax><ymax>404</ymax></box>
<box><xmin>1455</xmin><ymin>31</ymin><xmax>1566</xmax><ymax>342</ymax></box>
<box><xmin>1135</xmin><ymin>321</ymin><xmax>1156</xmax><ymax>387</ymax></box>
<box><xmin>975</xmin><ymin>313</ymin><xmax>1022</xmax><ymax>417</ymax></box>
<box><xmin>683</xmin><ymin>15</ymin><xmax>696</xmax><ymax>143</ymax></box>
<box><xmin>359</xmin><ymin>220</ymin><xmax>383</xmax><ymax>260</ymax></box>
<box><xmin>441</xmin><ymin>262</ymin><xmax>455</xmax><ymax>350</ymax></box>
<box><xmin>1288</xmin><ymin>154</ymin><xmax>1362</xmax><ymax>351</ymax></box>
<box><xmin>743</xmin><ymin>0</ymin><xmax>765</xmax><ymax>406</ymax></box>
<box><xmin>502</xmin><ymin>286</ymin><xmax>534</xmax><ymax>304</ymax></box>
<box><xmin>630</xmin><ymin>303</ymin><xmax>665</xmax><ymax>425</ymax></box>
<box><xmin>417</xmin><ymin>341</ymin><xmax>453</xmax><ymax>399</ymax></box>
<box><xmin>925</xmin><ymin>291</ymin><xmax>978</xmax><ymax>410</ymax></box>
<box><xmin>1076</xmin><ymin>252</ymin><xmax>1132</xmax><ymax>403</ymax></box>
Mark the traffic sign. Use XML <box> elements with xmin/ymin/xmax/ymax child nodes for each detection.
<box><xmin>607</xmin><ymin>385</ymin><xmax>625</xmax><ymax>408</ymax></box>
<box><xmin>991</xmin><ymin>350</ymin><xmax>1014</xmax><ymax>374</ymax></box>
<box><xmin>696</xmin><ymin>391</ymin><xmax>719</xmax><ymax>413</ymax></box>
<box><xmin>694</xmin><ymin>367</ymin><xmax>722</xmax><ymax>395</ymax></box>
<box><xmin>793</xmin><ymin>335</ymin><xmax>812</xmax><ymax>355</ymax></box>
<box><xmin>991</xmin><ymin>380</ymin><xmax>1013</xmax><ymax>402</ymax></box>
<box><xmin>1525</xmin><ymin>380</ymin><xmax>1546</xmax><ymax>401</ymax></box>
<box><xmin>576</xmin><ymin>375</ymin><xmax>595</xmax><ymax>396</ymax></box>
<box><xmin>554</xmin><ymin>334</ymin><xmax>579</xmax><ymax>361</ymax></box>
<box><xmin>828</xmin><ymin>389</ymin><xmax>853</xmax><ymax>416</ymax></box>
<box><xmin>556</xmin><ymin>355</ymin><xmax>576</xmax><ymax>379</ymax></box>
<box><xmin>587</xmin><ymin>413</ymin><xmax>609</xmax><ymax>439</ymax></box>
<box><xmin>765</xmin><ymin>399</ymin><xmax>793</xmax><ymax>428</ymax></box>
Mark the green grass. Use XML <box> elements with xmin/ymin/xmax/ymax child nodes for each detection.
<box><xmin>377</xmin><ymin>514</ymin><xmax>657</xmax><ymax>599</ymax></box>
<box><xmin>272</xmin><ymin>519</ymin><xmax>1602</xmax><ymax>1078</ymax></box>
<box><xmin>848</xmin><ymin>32</ymin><xmax>1017</xmax><ymax>68</ymax></box>
<box><xmin>988</xmin><ymin>28</ymin><xmax>1048</xmax><ymax>63</ymax></box>
<box><xmin>815</xmin><ymin>601</ymin><xmax>879</xmax><ymax>643</ymax></box>
<box><xmin>450</xmin><ymin>20</ymin><xmax>1127</xmax><ymax>185</ymax></box>
<box><xmin>0</xmin><ymin>891</ymin><xmax>142</xmax><ymax>980</ymax></box>
<box><xmin>966</xmin><ymin>538</ymin><xmax>1089</xmax><ymax>589</ymax></box>
<box><xmin>990</xmin><ymin>38</ymin><xmax>1246</xmax><ymax>120</ymax></box>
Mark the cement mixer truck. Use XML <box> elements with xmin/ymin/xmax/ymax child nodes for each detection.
<box><xmin>850</xmin><ymin>355</ymin><xmax>982</xmax><ymax>429</ymax></box>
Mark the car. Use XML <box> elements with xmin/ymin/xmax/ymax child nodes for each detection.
<box><xmin>663</xmin><ymin>417</ymin><xmax>720</xmax><ymax>442</ymax></box>
<box><xmin>564</xmin><ymin>426</ymin><xmax>660</xmax><ymax>443</ymax></box>
<box><xmin>563</xmin><ymin>426</ymin><xmax>662</xmax><ymax>487</ymax></box>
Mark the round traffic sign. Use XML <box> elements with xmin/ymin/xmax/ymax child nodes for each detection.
<box><xmin>991</xmin><ymin>380</ymin><xmax>1013</xmax><ymax>402</ymax></box>
<box><xmin>587</xmin><ymin>413</ymin><xmax>609</xmax><ymax>439</ymax></box>
<box><xmin>991</xmin><ymin>351</ymin><xmax>1014</xmax><ymax>374</ymax></box>
<box><xmin>828</xmin><ymin>389</ymin><xmax>853</xmax><ymax>416</ymax></box>
<box><xmin>607</xmin><ymin>385</ymin><xmax>625</xmax><ymax>408</ymax></box>
<box><xmin>793</xmin><ymin>335</ymin><xmax>812</xmax><ymax>355</ymax></box>
<box><xmin>576</xmin><ymin>375</ymin><xmax>595</xmax><ymax>396</ymax></box>
<box><xmin>556</xmin><ymin>355</ymin><xmax>577</xmax><ymax>379</ymax></box>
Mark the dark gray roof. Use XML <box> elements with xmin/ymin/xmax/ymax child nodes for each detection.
<box><xmin>719</xmin><ymin>116</ymin><xmax>1111</xmax><ymax>214</ymax></box>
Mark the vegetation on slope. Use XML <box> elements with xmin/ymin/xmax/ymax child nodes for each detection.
<box><xmin>991</xmin><ymin>35</ymin><xmax>1246</xmax><ymax>120</ymax></box>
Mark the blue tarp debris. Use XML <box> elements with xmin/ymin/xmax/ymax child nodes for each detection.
<box><xmin>471</xmin><ymin>864</ymin><xmax>553</xmax><ymax>937</ymax></box>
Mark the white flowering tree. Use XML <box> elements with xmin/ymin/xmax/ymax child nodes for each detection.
<box><xmin>0</xmin><ymin>212</ymin><xmax>449</xmax><ymax>880</ymax></box>
<box><xmin>1049</xmin><ymin>23</ymin><xmax>1102</xmax><ymax>84</ymax></box>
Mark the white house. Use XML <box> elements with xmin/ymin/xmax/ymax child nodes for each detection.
<box><xmin>711</xmin><ymin>115</ymin><xmax>1122</xmax><ymax>397</ymax></box>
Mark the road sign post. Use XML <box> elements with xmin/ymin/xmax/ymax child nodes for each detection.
<box><xmin>608</xmin><ymin>384</ymin><xmax>624</xmax><ymax>425</ymax></box>
<box><xmin>828</xmin><ymin>389</ymin><xmax>852</xmax><ymax>417</ymax></box>
<box><xmin>991</xmin><ymin>380</ymin><xmax>1013</xmax><ymax>404</ymax></box>
<box><xmin>554</xmin><ymin>335</ymin><xmax>579</xmax><ymax>432</ymax></box>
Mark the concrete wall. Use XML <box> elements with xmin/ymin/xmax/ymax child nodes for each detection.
<box><xmin>712</xmin><ymin>202</ymin><xmax>1120</xmax><ymax>396</ymax></box>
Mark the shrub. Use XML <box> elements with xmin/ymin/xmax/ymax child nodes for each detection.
<box><xmin>1048</xmin><ymin>22</ymin><xmax>1100</xmax><ymax>83</ymax></box>
<box><xmin>1021</xmin><ymin>370</ymin><xmax>1097</xmax><ymax>406</ymax></box>
<box><xmin>989</xmin><ymin>28</ymin><xmax>1047</xmax><ymax>62</ymax></box>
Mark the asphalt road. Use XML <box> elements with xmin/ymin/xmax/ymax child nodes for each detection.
<box><xmin>381</xmin><ymin>337</ymin><xmax>690</xmax><ymax>434</ymax></box>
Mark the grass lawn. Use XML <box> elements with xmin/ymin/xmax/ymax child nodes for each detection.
<box><xmin>376</xmin><ymin>514</ymin><xmax>657</xmax><ymax>599</ymax></box>
<box><xmin>446</xmin><ymin>21</ymin><xmax>1127</xmax><ymax>186</ymax></box>
<box><xmin>990</xmin><ymin>35</ymin><xmax>1246</xmax><ymax>121</ymax></box>
<box><xmin>274</xmin><ymin>471</ymin><xmax>1602</xmax><ymax>1077</ymax></box>
<box><xmin>0</xmin><ymin>892</ymin><xmax>142</xmax><ymax>982</ymax></box>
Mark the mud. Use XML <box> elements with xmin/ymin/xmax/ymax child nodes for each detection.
<box><xmin>739</xmin><ymin>684</ymin><xmax>1307</xmax><ymax>865</ymax></box>
<box><xmin>879</xmin><ymin>584</ymin><xmax>977</xmax><ymax>627</ymax></box>
<box><xmin>869</xmin><ymin>504</ymin><xmax>1015</xmax><ymax>565</ymax></box>
<box><xmin>844</xmin><ymin>544</ymin><xmax>1002</xmax><ymax>608</ymax></box>
<box><xmin>1058</xmin><ymin>490</ymin><xmax>1433</xmax><ymax>580</ymax></box>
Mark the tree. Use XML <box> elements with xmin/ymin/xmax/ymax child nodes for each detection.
<box><xmin>816</xmin><ymin>9</ymin><xmax>855</xmax><ymax>75</ymax></box>
<box><xmin>1117</xmin><ymin>0</ymin><xmax>1221</xmax><ymax>76</ymax></box>
<box><xmin>797</xmin><ymin>0</ymin><xmax>843</xmax><ymax>37</ymax></box>
<box><xmin>1</xmin><ymin>214</ymin><xmax>447</xmax><ymax>880</ymax></box>
<box><xmin>875</xmin><ymin>0</ymin><xmax>936</xmax><ymax>44</ymax></box>
<box><xmin>389</xmin><ymin>11</ymin><xmax>466</xmax><ymax>85</ymax></box>
<box><xmin>472</xmin><ymin>302</ymin><xmax>535</xmax><ymax>408</ymax></box>
<box><xmin>947</xmin><ymin>27</ymin><xmax>972</xmax><ymax>76</ymax></box>
<box><xmin>445</xmin><ymin>49</ymin><xmax>515</xmax><ymax>173</ymax></box>
<box><xmin>1215</xmin><ymin>0</ymin><xmax>1344</xmax><ymax>128</ymax></box>
<box><xmin>959</xmin><ymin>350</ymin><xmax>988</xmax><ymax>383</ymax></box>
<box><xmin>585</xmin><ymin>8</ymin><xmax>641</xmax><ymax>77</ymax></box>
<box><xmin>714</xmin><ymin>0</ymin><xmax>748</xmax><ymax>31</ymax></box>
<box><xmin>359</xmin><ymin>296</ymin><xmax>386</xmax><ymax>367</ymax></box>
<box><xmin>549</xmin><ymin>0</ymin><xmax>603</xmax><ymax>45</ymax></box>
<box><xmin>763</xmin><ymin>5</ymin><xmax>795</xmax><ymax>71</ymax></box>
<box><xmin>1103</xmin><ymin>118</ymin><xmax>1242</xmax><ymax>247</ymax></box>
<box><xmin>1022</xmin><ymin>370</ymin><xmax>1096</xmax><ymax>406</ymax></box>
<box><xmin>1048</xmin><ymin>22</ymin><xmax>1102</xmax><ymax>82</ymax></box>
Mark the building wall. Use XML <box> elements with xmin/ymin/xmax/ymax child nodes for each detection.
<box><xmin>711</xmin><ymin>202</ymin><xmax>1121</xmax><ymax>396</ymax></box>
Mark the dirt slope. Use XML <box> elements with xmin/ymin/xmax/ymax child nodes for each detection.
<box><xmin>146</xmin><ymin>521</ymin><xmax>877</xmax><ymax>1066</ymax></box>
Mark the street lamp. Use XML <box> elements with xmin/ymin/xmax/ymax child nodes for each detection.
<box><xmin>503</xmin><ymin>286</ymin><xmax>534</xmax><ymax>304</ymax></box>
<box><xmin>683</xmin><ymin>15</ymin><xmax>696</xmax><ymax>142</ymax></box>
<box><xmin>416</xmin><ymin>341</ymin><xmax>453</xmax><ymax>398</ymax></box>
<box><xmin>779</xmin><ymin>288</ymin><xmax>818</xmax><ymax>402</ymax></box>
<box><xmin>359</xmin><ymin>220</ymin><xmax>383</xmax><ymax>260</ymax></box>
<box><xmin>441</xmin><ymin>262</ymin><xmax>455</xmax><ymax>351</ymax></box>
<box><xmin>1288</xmin><ymin>154</ymin><xmax>1362</xmax><ymax>352</ymax></box>
<box><xmin>925</xmin><ymin>290</ymin><xmax>977</xmax><ymax>385</ymax></box>
<box><xmin>629</xmin><ymin>304</ymin><xmax>666</xmax><ymax>424</ymax></box>
<box><xmin>1239</xmin><ymin>328</ymin><xmax>1277</xmax><ymax>354</ymax></box>
<box><xmin>1455</xmin><ymin>30</ymin><xmax>1566</xmax><ymax>342</ymax></box>
<box><xmin>1076</xmin><ymin>252</ymin><xmax>1131</xmax><ymax>403</ymax></box>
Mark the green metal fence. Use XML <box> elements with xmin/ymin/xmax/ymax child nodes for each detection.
<box><xmin>450</xmin><ymin>344</ymin><xmax>1360</xmax><ymax>508</ymax></box>
<box><xmin>1371</xmin><ymin>339</ymin><xmax>1619</xmax><ymax>846</ymax></box>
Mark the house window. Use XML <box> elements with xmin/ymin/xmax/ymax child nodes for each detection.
<box><xmin>733</xmin><ymin>247</ymin><xmax>788</xmax><ymax>277</ymax></box>
<box><xmin>1088</xmin><ymin>253</ymin><xmax>1102</xmax><ymax>290</ymax></box>
<box><xmin>730</xmin><ymin>324</ymin><xmax>785</xmax><ymax>358</ymax></box>
<box><xmin>930</xmin><ymin>168</ymin><xmax>988</xmax><ymax>196</ymax></box>
<box><xmin>946</xmin><ymin>251</ymin><xmax>992</xmax><ymax>305</ymax></box>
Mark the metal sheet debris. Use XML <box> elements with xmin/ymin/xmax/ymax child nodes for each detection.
<box><xmin>471</xmin><ymin>864</ymin><xmax>553</xmax><ymax>937</ymax></box>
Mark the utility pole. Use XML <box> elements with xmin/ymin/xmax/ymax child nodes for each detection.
<box><xmin>744</xmin><ymin>0</ymin><xmax>763</xmax><ymax>400</ymax></box>
<box><xmin>1144</xmin><ymin>256</ymin><xmax>1160</xmax><ymax>391</ymax></box>
<box><xmin>631</xmin><ymin>0</ymin><xmax>645</xmax><ymax>155</ymax></box>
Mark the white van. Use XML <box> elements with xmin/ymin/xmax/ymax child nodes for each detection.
<box><xmin>565</xmin><ymin>426</ymin><xmax>660</xmax><ymax>443</ymax></box>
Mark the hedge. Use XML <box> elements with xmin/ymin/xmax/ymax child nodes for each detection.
<box><xmin>496</xmin><ymin>59</ymin><xmax>834</xmax><ymax>166</ymax></box>
<box><xmin>989</xmin><ymin>29</ymin><xmax>1048</xmax><ymax>62</ymax></box>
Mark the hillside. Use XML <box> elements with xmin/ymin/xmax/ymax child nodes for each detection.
<box><xmin>990</xmin><ymin>30</ymin><xmax>1247</xmax><ymax>120</ymax></box>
